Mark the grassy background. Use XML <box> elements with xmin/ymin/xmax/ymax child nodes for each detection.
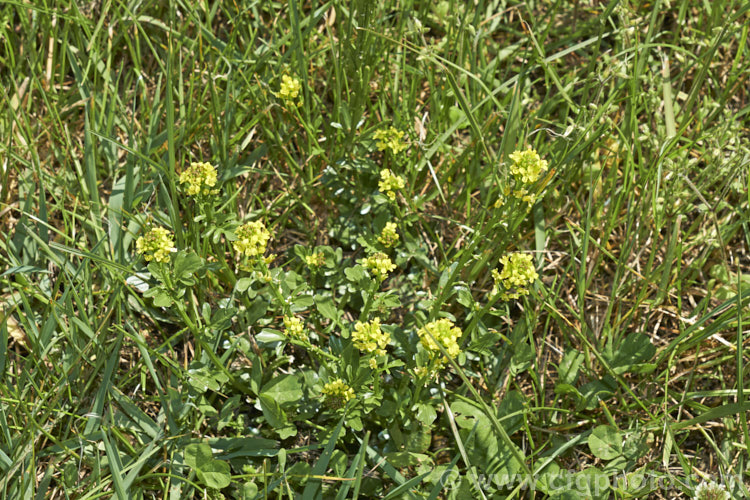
<box><xmin>1</xmin><ymin>0</ymin><xmax>749</xmax><ymax>497</ymax></box>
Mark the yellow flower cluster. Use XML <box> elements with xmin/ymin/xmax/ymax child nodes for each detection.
<box><xmin>509</xmin><ymin>148</ymin><xmax>548</xmax><ymax>184</ymax></box>
<box><xmin>305</xmin><ymin>252</ymin><xmax>325</xmax><ymax>268</ymax></box>
<box><xmin>378</xmin><ymin>169</ymin><xmax>405</xmax><ymax>201</ymax></box>
<box><xmin>136</xmin><ymin>227</ymin><xmax>176</xmax><ymax>263</ymax></box>
<box><xmin>233</xmin><ymin>221</ymin><xmax>271</xmax><ymax>258</ymax></box>
<box><xmin>322</xmin><ymin>379</ymin><xmax>355</xmax><ymax>409</ymax></box>
<box><xmin>352</xmin><ymin>318</ymin><xmax>389</xmax><ymax>356</ymax></box>
<box><xmin>277</xmin><ymin>75</ymin><xmax>302</xmax><ymax>106</ymax></box>
<box><xmin>377</xmin><ymin>222</ymin><xmax>399</xmax><ymax>248</ymax></box>
<box><xmin>373</xmin><ymin>126</ymin><xmax>408</xmax><ymax>155</ymax></box>
<box><xmin>417</xmin><ymin>318</ymin><xmax>462</xmax><ymax>358</ymax></box>
<box><xmin>283</xmin><ymin>315</ymin><xmax>308</xmax><ymax>342</ymax></box>
<box><xmin>512</xmin><ymin>187</ymin><xmax>536</xmax><ymax>205</ymax></box>
<box><xmin>492</xmin><ymin>253</ymin><xmax>538</xmax><ymax>300</ymax></box>
<box><xmin>179</xmin><ymin>162</ymin><xmax>218</xmax><ymax>196</ymax></box>
<box><xmin>361</xmin><ymin>252</ymin><xmax>396</xmax><ymax>281</ymax></box>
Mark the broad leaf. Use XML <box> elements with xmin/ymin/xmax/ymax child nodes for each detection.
<box><xmin>588</xmin><ymin>425</ymin><xmax>622</xmax><ymax>460</ymax></box>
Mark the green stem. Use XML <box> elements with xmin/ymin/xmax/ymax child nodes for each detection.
<box><xmin>359</xmin><ymin>279</ymin><xmax>380</xmax><ymax>319</ymax></box>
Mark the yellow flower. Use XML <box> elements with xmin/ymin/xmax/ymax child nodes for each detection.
<box><xmin>283</xmin><ymin>315</ymin><xmax>308</xmax><ymax>342</ymax></box>
<box><xmin>512</xmin><ymin>188</ymin><xmax>537</xmax><ymax>205</ymax></box>
<box><xmin>179</xmin><ymin>162</ymin><xmax>218</xmax><ymax>196</ymax></box>
<box><xmin>417</xmin><ymin>318</ymin><xmax>462</xmax><ymax>358</ymax></box>
<box><xmin>378</xmin><ymin>169</ymin><xmax>405</xmax><ymax>201</ymax></box>
<box><xmin>373</xmin><ymin>127</ymin><xmax>408</xmax><ymax>155</ymax></box>
<box><xmin>377</xmin><ymin>222</ymin><xmax>399</xmax><ymax>248</ymax></box>
<box><xmin>492</xmin><ymin>253</ymin><xmax>538</xmax><ymax>300</ymax></box>
<box><xmin>305</xmin><ymin>252</ymin><xmax>326</xmax><ymax>268</ymax></box>
<box><xmin>509</xmin><ymin>148</ymin><xmax>548</xmax><ymax>184</ymax></box>
<box><xmin>352</xmin><ymin>318</ymin><xmax>390</xmax><ymax>356</ymax></box>
<box><xmin>360</xmin><ymin>252</ymin><xmax>396</xmax><ymax>281</ymax></box>
<box><xmin>322</xmin><ymin>379</ymin><xmax>355</xmax><ymax>409</ymax></box>
<box><xmin>136</xmin><ymin>227</ymin><xmax>176</xmax><ymax>263</ymax></box>
<box><xmin>277</xmin><ymin>75</ymin><xmax>302</xmax><ymax>106</ymax></box>
<box><xmin>233</xmin><ymin>221</ymin><xmax>271</xmax><ymax>258</ymax></box>
<box><xmin>264</xmin><ymin>253</ymin><xmax>277</xmax><ymax>265</ymax></box>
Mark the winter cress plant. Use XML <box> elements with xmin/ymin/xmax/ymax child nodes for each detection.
<box><xmin>129</xmin><ymin>143</ymin><xmax>552</xmax><ymax>493</ymax></box>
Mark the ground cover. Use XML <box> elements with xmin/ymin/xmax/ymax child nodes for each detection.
<box><xmin>1</xmin><ymin>0</ymin><xmax>749</xmax><ymax>498</ymax></box>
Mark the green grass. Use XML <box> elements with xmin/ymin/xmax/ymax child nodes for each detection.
<box><xmin>1</xmin><ymin>0</ymin><xmax>749</xmax><ymax>498</ymax></box>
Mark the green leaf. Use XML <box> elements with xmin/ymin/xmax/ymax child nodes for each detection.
<box><xmin>450</xmin><ymin>400</ymin><xmax>493</xmax><ymax>444</ymax></box>
<box><xmin>574</xmin><ymin>468</ymin><xmax>610</xmax><ymax>500</ymax></box>
<box><xmin>258</xmin><ymin>394</ymin><xmax>286</xmax><ymax>427</ymax></box>
<box><xmin>315</xmin><ymin>294</ymin><xmax>340</xmax><ymax>321</ymax></box>
<box><xmin>510</xmin><ymin>342</ymin><xmax>533</xmax><ymax>375</ymax></box>
<box><xmin>558</xmin><ymin>350</ymin><xmax>584</xmax><ymax>385</ymax></box>
<box><xmin>302</xmin><ymin>414</ymin><xmax>345</xmax><ymax>498</ymax></box>
<box><xmin>208</xmin><ymin>436</ymin><xmax>278</xmax><ymax>458</ymax></box>
<box><xmin>144</xmin><ymin>288</ymin><xmax>173</xmax><ymax>308</ymax></box>
<box><xmin>414</xmin><ymin>403</ymin><xmax>437</xmax><ymax>426</ymax></box>
<box><xmin>291</xmin><ymin>294</ymin><xmax>314</xmax><ymax>311</ymax></box>
<box><xmin>187</xmin><ymin>362</ymin><xmax>229</xmax><ymax>393</ymax></box>
<box><xmin>438</xmin><ymin>262</ymin><xmax>458</xmax><ymax>290</ymax></box>
<box><xmin>616</xmin><ymin>471</ymin><xmax>653</xmax><ymax>497</ymax></box>
<box><xmin>184</xmin><ymin>443</ymin><xmax>213</xmax><ymax>470</ymax></box>
<box><xmin>405</xmin><ymin>425</ymin><xmax>431</xmax><ymax>453</ymax></box>
<box><xmin>467</xmin><ymin>329</ymin><xmax>500</xmax><ymax>355</ymax></box>
<box><xmin>173</xmin><ymin>251</ymin><xmax>203</xmax><ymax>283</ymax></box>
<box><xmin>448</xmin><ymin>106</ymin><xmax>468</xmax><ymax>129</ymax></box>
<box><xmin>487</xmin><ymin>440</ymin><xmax>523</xmax><ymax>485</ymax></box>
<box><xmin>535</xmin><ymin>461</ymin><xmax>562</xmax><ymax>495</ymax></box>
<box><xmin>455</xmin><ymin>285</ymin><xmax>473</xmax><ymax>308</ymax></box>
<box><xmin>579</xmin><ymin>377</ymin><xmax>616</xmax><ymax>410</ymax></box>
<box><xmin>101</xmin><ymin>433</ymin><xmax>126</xmax><ymax>498</ymax></box>
<box><xmin>379</xmin><ymin>292</ymin><xmax>401</xmax><ymax>310</ymax></box>
<box><xmin>497</xmin><ymin>391</ymin><xmax>526</xmax><ymax>435</ymax></box>
<box><xmin>346</xmin><ymin>415</ymin><xmax>363</xmax><ymax>431</ymax></box>
<box><xmin>588</xmin><ymin>425</ymin><xmax>622</xmax><ymax>460</ymax></box>
<box><xmin>235</xmin><ymin>277</ymin><xmax>253</xmax><ymax>292</ymax></box>
<box><xmin>184</xmin><ymin>443</ymin><xmax>231</xmax><ymax>489</ymax></box>
<box><xmin>623</xmin><ymin>431</ymin><xmax>650</xmax><ymax>460</ymax></box>
<box><xmin>256</xmin><ymin>329</ymin><xmax>286</xmax><ymax>345</ymax></box>
<box><xmin>383</xmin><ymin>451</ymin><xmax>430</xmax><ymax>468</ymax></box>
<box><xmin>344</xmin><ymin>265</ymin><xmax>365</xmax><ymax>282</ymax></box>
<box><xmin>197</xmin><ymin>459</ymin><xmax>231</xmax><ymax>489</ymax></box>
<box><xmin>260</xmin><ymin>374</ymin><xmax>302</xmax><ymax>406</ymax></box>
<box><xmin>607</xmin><ymin>333</ymin><xmax>656</xmax><ymax>375</ymax></box>
<box><xmin>245</xmin><ymin>297</ymin><xmax>268</xmax><ymax>325</ymax></box>
<box><xmin>258</xmin><ymin>394</ymin><xmax>296</xmax><ymax>439</ymax></box>
<box><xmin>554</xmin><ymin>383</ymin><xmax>582</xmax><ymax>398</ymax></box>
